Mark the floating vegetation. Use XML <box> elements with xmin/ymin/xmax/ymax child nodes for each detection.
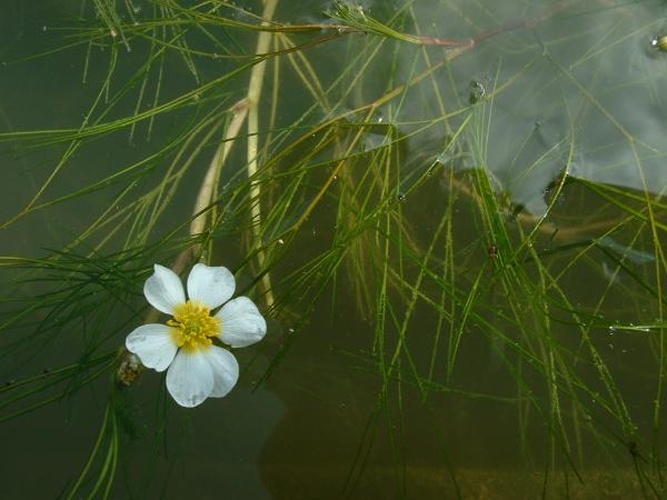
<box><xmin>1</xmin><ymin>0</ymin><xmax>667</xmax><ymax>498</ymax></box>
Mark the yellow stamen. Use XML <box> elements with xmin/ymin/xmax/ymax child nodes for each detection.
<box><xmin>168</xmin><ymin>301</ymin><xmax>221</xmax><ymax>353</ymax></box>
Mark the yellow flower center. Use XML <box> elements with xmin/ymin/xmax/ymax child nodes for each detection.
<box><xmin>167</xmin><ymin>301</ymin><xmax>221</xmax><ymax>353</ymax></box>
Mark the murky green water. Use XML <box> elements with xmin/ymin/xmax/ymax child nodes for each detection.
<box><xmin>1</xmin><ymin>1</ymin><xmax>666</xmax><ymax>498</ymax></box>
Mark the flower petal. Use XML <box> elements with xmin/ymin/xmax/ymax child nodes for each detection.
<box><xmin>144</xmin><ymin>264</ymin><xmax>186</xmax><ymax>315</ymax></box>
<box><xmin>206</xmin><ymin>346</ymin><xmax>240</xmax><ymax>398</ymax></box>
<box><xmin>186</xmin><ymin>263</ymin><xmax>236</xmax><ymax>309</ymax></box>
<box><xmin>166</xmin><ymin>350</ymin><xmax>215</xmax><ymax>408</ymax></box>
<box><xmin>216</xmin><ymin>296</ymin><xmax>267</xmax><ymax>348</ymax></box>
<box><xmin>125</xmin><ymin>324</ymin><xmax>177</xmax><ymax>372</ymax></box>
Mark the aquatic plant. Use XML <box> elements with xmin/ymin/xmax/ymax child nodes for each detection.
<box><xmin>1</xmin><ymin>0</ymin><xmax>666</xmax><ymax>498</ymax></box>
<box><xmin>125</xmin><ymin>263</ymin><xmax>266</xmax><ymax>408</ymax></box>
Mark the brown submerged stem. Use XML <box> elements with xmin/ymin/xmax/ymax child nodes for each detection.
<box><xmin>178</xmin><ymin>0</ymin><xmax>278</xmax><ymax>309</ymax></box>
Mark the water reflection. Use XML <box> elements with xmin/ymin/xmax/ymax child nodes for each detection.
<box><xmin>399</xmin><ymin>1</ymin><xmax>667</xmax><ymax>215</ymax></box>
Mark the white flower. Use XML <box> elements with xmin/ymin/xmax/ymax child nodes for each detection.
<box><xmin>125</xmin><ymin>263</ymin><xmax>267</xmax><ymax>408</ymax></box>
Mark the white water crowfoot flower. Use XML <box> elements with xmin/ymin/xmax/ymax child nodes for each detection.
<box><xmin>126</xmin><ymin>263</ymin><xmax>267</xmax><ymax>408</ymax></box>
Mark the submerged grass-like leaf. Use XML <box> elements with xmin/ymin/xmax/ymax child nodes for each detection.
<box><xmin>2</xmin><ymin>0</ymin><xmax>667</xmax><ymax>497</ymax></box>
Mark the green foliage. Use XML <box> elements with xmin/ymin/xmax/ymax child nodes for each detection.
<box><xmin>2</xmin><ymin>0</ymin><xmax>667</xmax><ymax>497</ymax></box>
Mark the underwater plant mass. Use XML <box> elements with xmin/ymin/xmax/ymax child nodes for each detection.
<box><xmin>1</xmin><ymin>1</ymin><xmax>667</xmax><ymax>498</ymax></box>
